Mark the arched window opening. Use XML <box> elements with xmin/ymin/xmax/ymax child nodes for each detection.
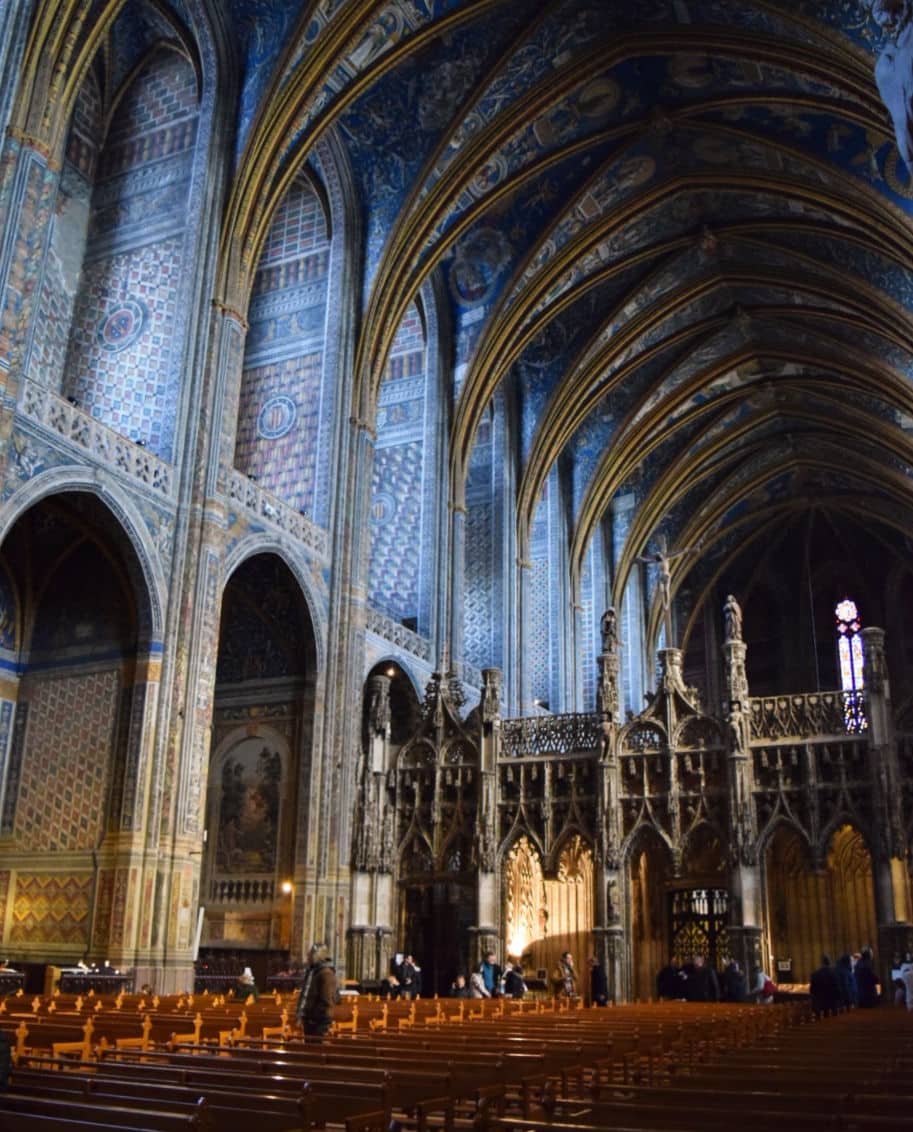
<box><xmin>836</xmin><ymin>598</ymin><xmax>866</xmax><ymax>733</ymax></box>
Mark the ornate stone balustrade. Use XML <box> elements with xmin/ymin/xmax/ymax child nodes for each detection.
<box><xmin>365</xmin><ymin>606</ymin><xmax>431</xmax><ymax>661</ymax></box>
<box><xmin>210</xmin><ymin>877</ymin><xmax>274</xmax><ymax>904</ymax></box>
<box><xmin>223</xmin><ymin>468</ymin><xmax>327</xmax><ymax>557</ymax></box>
<box><xmin>748</xmin><ymin>691</ymin><xmax>860</xmax><ymax>742</ymax></box>
<box><xmin>500</xmin><ymin>712</ymin><xmax>601</xmax><ymax>759</ymax></box>
<box><xmin>21</xmin><ymin>379</ymin><xmax>172</xmax><ymax>495</ymax></box>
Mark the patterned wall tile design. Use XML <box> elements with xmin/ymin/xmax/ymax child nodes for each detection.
<box><xmin>368</xmin><ymin>441</ymin><xmax>423</xmax><ymax>619</ymax></box>
<box><xmin>368</xmin><ymin>303</ymin><xmax>427</xmax><ymax>622</ymax></box>
<box><xmin>65</xmin><ymin>67</ymin><xmax>103</xmax><ymax>180</ymax></box>
<box><xmin>236</xmin><ymin>178</ymin><xmax>329</xmax><ymax>514</ymax></box>
<box><xmin>59</xmin><ymin>51</ymin><xmax>199</xmax><ymax>460</ymax></box>
<box><xmin>13</xmin><ymin>668</ymin><xmax>120</xmax><ymax>853</ymax></box>
<box><xmin>64</xmin><ymin>237</ymin><xmax>183</xmax><ymax>446</ymax></box>
<box><xmin>10</xmin><ymin>873</ymin><xmax>92</xmax><ymax>946</ymax></box>
<box><xmin>529</xmin><ymin>482</ymin><xmax>551</xmax><ymax>706</ymax></box>
<box><xmin>235</xmin><ymin>354</ymin><xmax>321</xmax><ymax>513</ymax></box>
<box><xmin>464</xmin><ymin>414</ymin><xmax>494</xmax><ymax>669</ymax></box>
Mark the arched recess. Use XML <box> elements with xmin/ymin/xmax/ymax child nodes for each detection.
<box><xmin>234</xmin><ymin>167</ymin><xmax>332</xmax><ymax>519</ymax></box>
<box><xmin>393</xmin><ymin>720</ymin><xmax>477</xmax><ymax>997</ymax></box>
<box><xmin>503</xmin><ymin>834</ymin><xmax>546</xmax><ymax>972</ymax></box>
<box><xmin>670</xmin><ymin>823</ymin><xmax>730</xmax><ymax>973</ymax></box>
<box><xmin>200</xmin><ymin>553</ymin><xmax>317</xmax><ymax>980</ymax></box>
<box><xmin>368</xmin><ymin>289</ymin><xmax>442</xmax><ymax>639</ymax></box>
<box><xmin>627</xmin><ymin>827</ymin><xmax>673</xmax><ymax>1002</ymax></box>
<box><xmin>0</xmin><ymin>491</ymin><xmax>158</xmax><ymax>963</ymax></box>
<box><xmin>764</xmin><ymin>822</ymin><xmax>876</xmax><ymax>985</ymax></box>
<box><xmin>31</xmin><ymin>27</ymin><xmax>204</xmax><ymax>461</ymax></box>
<box><xmin>542</xmin><ymin>834</ymin><xmax>594</xmax><ymax>992</ymax></box>
<box><xmin>362</xmin><ymin>659</ymin><xmax>421</xmax><ymax>754</ymax></box>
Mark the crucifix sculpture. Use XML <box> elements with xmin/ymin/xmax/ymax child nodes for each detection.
<box><xmin>637</xmin><ymin>533</ymin><xmax>702</xmax><ymax>646</ymax></box>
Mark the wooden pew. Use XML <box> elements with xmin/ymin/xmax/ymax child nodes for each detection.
<box><xmin>0</xmin><ymin>1093</ymin><xmax>208</xmax><ymax>1130</ymax></box>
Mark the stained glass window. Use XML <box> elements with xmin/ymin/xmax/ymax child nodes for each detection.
<box><xmin>835</xmin><ymin>598</ymin><xmax>866</xmax><ymax>732</ymax></box>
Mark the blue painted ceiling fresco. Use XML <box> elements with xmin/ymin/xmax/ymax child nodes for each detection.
<box><xmin>223</xmin><ymin>0</ymin><xmax>913</xmax><ymax>639</ymax></box>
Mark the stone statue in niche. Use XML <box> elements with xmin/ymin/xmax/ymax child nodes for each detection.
<box><xmin>723</xmin><ymin>593</ymin><xmax>743</xmax><ymax>643</ymax></box>
<box><xmin>367</xmin><ymin>676</ymin><xmax>391</xmax><ymax>735</ymax></box>
<box><xmin>872</xmin><ymin>1</ymin><xmax>913</xmax><ymax>174</ymax></box>
<box><xmin>600</xmin><ymin>607</ymin><xmax>618</xmax><ymax>655</ymax></box>
<box><xmin>606</xmin><ymin>878</ymin><xmax>620</xmax><ymax>923</ymax></box>
<box><xmin>481</xmin><ymin>668</ymin><xmax>502</xmax><ymax>724</ymax></box>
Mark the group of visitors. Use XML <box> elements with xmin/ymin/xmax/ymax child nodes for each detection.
<box><xmin>657</xmin><ymin>946</ymin><xmax>891</xmax><ymax>1011</ymax></box>
<box><xmin>449</xmin><ymin>949</ymin><xmax>610</xmax><ymax>1006</ymax></box>
<box><xmin>809</xmin><ymin>947</ymin><xmax>881</xmax><ymax>1014</ymax></box>
<box><xmin>382</xmin><ymin>952</ymin><xmax>423</xmax><ymax>999</ymax></box>
<box><xmin>656</xmin><ymin>954</ymin><xmax>774</xmax><ymax>1003</ymax></box>
<box><xmin>545</xmin><ymin>950</ymin><xmax>610</xmax><ymax>1005</ymax></box>
<box><xmin>449</xmin><ymin>950</ymin><xmax>522</xmax><ymax>999</ymax></box>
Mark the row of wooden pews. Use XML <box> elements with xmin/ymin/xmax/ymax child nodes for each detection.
<box><xmin>502</xmin><ymin>1005</ymin><xmax>913</xmax><ymax>1132</ymax></box>
<box><xmin>2</xmin><ymin>991</ymin><xmax>907</xmax><ymax>1131</ymax></box>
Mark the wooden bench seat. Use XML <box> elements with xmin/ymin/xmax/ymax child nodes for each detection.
<box><xmin>0</xmin><ymin>1092</ymin><xmax>207</xmax><ymax>1131</ymax></box>
<box><xmin>11</xmin><ymin>1067</ymin><xmax>312</xmax><ymax>1132</ymax></box>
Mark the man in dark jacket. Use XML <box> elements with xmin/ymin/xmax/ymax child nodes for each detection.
<box><xmin>401</xmin><ymin>955</ymin><xmax>421</xmax><ymax>999</ymax></box>
<box><xmin>720</xmin><ymin>959</ymin><xmax>748</xmax><ymax>1002</ymax></box>
<box><xmin>450</xmin><ymin>974</ymin><xmax>471</xmax><ymax>998</ymax></box>
<box><xmin>835</xmin><ymin>954</ymin><xmax>857</xmax><ymax>1008</ymax></box>
<box><xmin>657</xmin><ymin>955</ymin><xmax>687</xmax><ymax>1000</ymax></box>
<box><xmin>809</xmin><ymin>955</ymin><xmax>843</xmax><ymax>1016</ymax></box>
<box><xmin>504</xmin><ymin>964</ymin><xmax>527</xmax><ymax>998</ymax></box>
<box><xmin>684</xmin><ymin>955</ymin><xmax>719</xmax><ymax>1002</ymax></box>
<box><xmin>589</xmin><ymin>956</ymin><xmax>609</xmax><ymax>1006</ymax></box>
<box><xmin>295</xmin><ymin>942</ymin><xmax>337</xmax><ymax>1040</ymax></box>
<box><xmin>854</xmin><ymin>947</ymin><xmax>880</xmax><ymax>1008</ymax></box>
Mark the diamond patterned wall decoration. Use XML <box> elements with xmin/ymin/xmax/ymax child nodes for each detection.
<box><xmin>10</xmin><ymin>873</ymin><xmax>93</xmax><ymax>945</ymax></box>
<box><xmin>14</xmin><ymin>668</ymin><xmax>120</xmax><ymax>853</ymax></box>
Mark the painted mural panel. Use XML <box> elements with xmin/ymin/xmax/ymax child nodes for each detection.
<box><xmin>215</xmin><ymin>739</ymin><xmax>283</xmax><ymax>875</ymax></box>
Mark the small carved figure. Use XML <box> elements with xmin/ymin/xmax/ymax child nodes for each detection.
<box><xmin>723</xmin><ymin>593</ymin><xmax>743</xmax><ymax>643</ymax></box>
<box><xmin>481</xmin><ymin>668</ymin><xmax>502</xmax><ymax>724</ymax></box>
<box><xmin>367</xmin><ymin>676</ymin><xmax>391</xmax><ymax>735</ymax></box>
<box><xmin>606</xmin><ymin>879</ymin><xmax>620</xmax><ymax>923</ymax></box>
<box><xmin>600</xmin><ymin>607</ymin><xmax>618</xmax><ymax>655</ymax></box>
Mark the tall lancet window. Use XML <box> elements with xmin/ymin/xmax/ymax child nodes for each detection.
<box><xmin>836</xmin><ymin>598</ymin><xmax>866</xmax><ymax>733</ymax></box>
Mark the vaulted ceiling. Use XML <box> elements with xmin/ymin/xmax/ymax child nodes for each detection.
<box><xmin>19</xmin><ymin>0</ymin><xmax>913</xmax><ymax>651</ymax></box>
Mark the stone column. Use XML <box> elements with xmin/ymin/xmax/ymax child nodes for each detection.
<box><xmin>517</xmin><ymin>558</ymin><xmax>532</xmax><ymax>713</ymax></box>
<box><xmin>349</xmin><ymin>674</ymin><xmax>394</xmax><ymax>982</ymax></box>
<box><xmin>863</xmin><ymin>627</ymin><xmax>911</xmax><ymax>989</ymax></box>
<box><xmin>0</xmin><ymin>132</ymin><xmax>60</xmax><ymax>449</ymax></box>
<box><xmin>720</xmin><ymin>596</ymin><xmax>764</xmax><ymax>989</ymax></box>
<box><xmin>594</xmin><ymin>617</ymin><xmax>624</xmax><ymax>997</ymax></box>
<box><xmin>93</xmin><ymin>647</ymin><xmax>163</xmax><ymax>976</ymax></box>
<box><xmin>449</xmin><ymin>502</ymin><xmax>466</xmax><ymax>674</ymax></box>
<box><xmin>0</xmin><ymin>671</ymin><xmax>21</xmax><ymax>832</ymax></box>
<box><xmin>472</xmin><ymin>668</ymin><xmax>502</xmax><ymax>972</ymax></box>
